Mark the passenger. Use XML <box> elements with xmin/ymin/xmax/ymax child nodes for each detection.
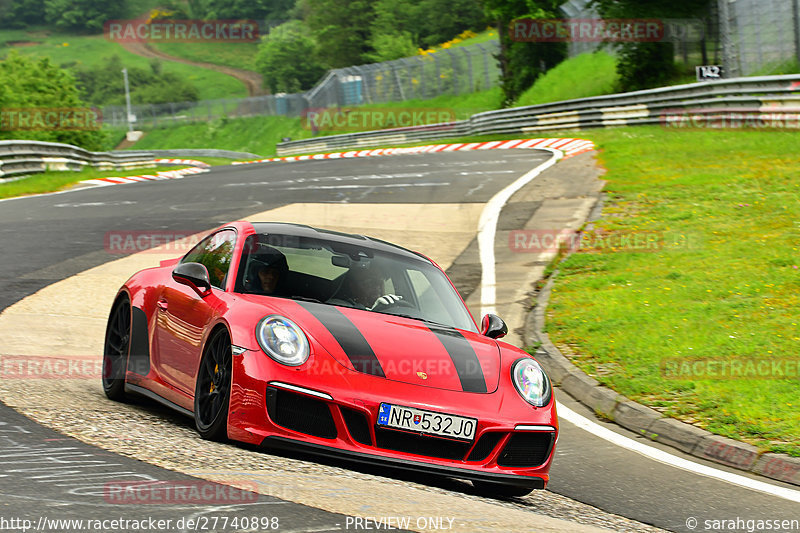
<box><xmin>246</xmin><ymin>248</ymin><xmax>289</xmax><ymax>295</ymax></box>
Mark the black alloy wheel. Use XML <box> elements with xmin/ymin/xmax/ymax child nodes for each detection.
<box><xmin>194</xmin><ymin>328</ymin><xmax>232</xmax><ymax>441</ymax></box>
<box><xmin>102</xmin><ymin>295</ymin><xmax>131</xmax><ymax>401</ymax></box>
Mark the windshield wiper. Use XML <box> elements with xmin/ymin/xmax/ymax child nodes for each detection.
<box><xmin>289</xmin><ymin>296</ymin><xmax>323</xmax><ymax>303</ymax></box>
<box><xmin>383</xmin><ymin>312</ymin><xmax>452</xmax><ymax>329</ymax></box>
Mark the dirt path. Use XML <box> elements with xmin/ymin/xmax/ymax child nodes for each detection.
<box><xmin>119</xmin><ymin>40</ymin><xmax>266</xmax><ymax>96</ymax></box>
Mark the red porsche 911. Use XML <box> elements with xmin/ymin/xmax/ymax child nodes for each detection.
<box><xmin>103</xmin><ymin>221</ymin><xmax>557</xmax><ymax>496</ymax></box>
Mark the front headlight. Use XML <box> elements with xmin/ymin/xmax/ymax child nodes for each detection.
<box><xmin>255</xmin><ymin>315</ymin><xmax>310</xmax><ymax>366</ymax></box>
<box><xmin>511</xmin><ymin>358</ymin><xmax>552</xmax><ymax>407</ymax></box>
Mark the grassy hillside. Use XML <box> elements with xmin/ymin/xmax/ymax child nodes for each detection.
<box><xmin>128</xmin><ymin>87</ymin><xmax>503</xmax><ymax>156</ymax></box>
<box><xmin>129</xmin><ymin>115</ymin><xmax>311</xmax><ymax>156</ymax></box>
<box><xmin>152</xmin><ymin>41</ymin><xmax>260</xmax><ymax>71</ymax></box>
<box><xmin>516</xmin><ymin>51</ymin><xmax>619</xmax><ymax>107</ymax></box>
<box><xmin>0</xmin><ymin>28</ymin><xmax>247</xmax><ymax>101</ymax></box>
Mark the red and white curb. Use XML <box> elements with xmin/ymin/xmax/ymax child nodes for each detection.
<box><xmin>232</xmin><ymin>138</ymin><xmax>596</xmax><ymax>165</ymax></box>
<box><xmin>80</xmin><ymin>166</ymin><xmax>208</xmax><ymax>187</ymax></box>
<box><xmin>154</xmin><ymin>158</ymin><xmax>210</xmax><ymax>168</ymax></box>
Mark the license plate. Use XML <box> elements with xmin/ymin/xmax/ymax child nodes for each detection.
<box><xmin>377</xmin><ymin>403</ymin><xmax>477</xmax><ymax>441</ymax></box>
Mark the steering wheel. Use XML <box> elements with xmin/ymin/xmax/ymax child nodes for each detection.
<box><xmin>372</xmin><ymin>297</ymin><xmax>415</xmax><ymax>311</ymax></box>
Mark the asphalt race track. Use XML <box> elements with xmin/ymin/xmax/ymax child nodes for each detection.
<box><xmin>1</xmin><ymin>149</ymin><xmax>798</xmax><ymax>532</ymax></box>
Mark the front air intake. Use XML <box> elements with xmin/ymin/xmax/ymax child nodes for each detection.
<box><xmin>266</xmin><ymin>386</ymin><xmax>337</xmax><ymax>439</ymax></box>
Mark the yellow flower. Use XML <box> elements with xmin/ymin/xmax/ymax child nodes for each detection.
<box><xmin>62</xmin><ymin>42</ymin><xmax>69</xmax><ymax>47</ymax></box>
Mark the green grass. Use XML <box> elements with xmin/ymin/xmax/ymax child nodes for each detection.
<box><xmin>128</xmin><ymin>115</ymin><xmax>311</xmax><ymax>156</ymax></box>
<box><xmin>539</xmin><ymin>127</ymin><xmax>800</xmax><ymax>457</ymax></box>
<box><xmin>441</xmin><ymin>29</ymin><xmax>498</xmax><ymax>49</ymax></box>
<box><xmin>0</xmin><ymin>28</ymin><xmax>247</xmax><ymax>101</ymax></box>
<box><xmin>128</xmin><ymin>88</ymin><xmax>503</xmax><ymax>156</ymax></box>
<box><xmin>0</xmin><ymin>164</ymin><xmax>191</xmax><ymax>199</ymax></box>
<box><xmin>151</xmin><ymin>41</ymin><xmax>260</xmax><ymax>71</ymax></box>
<box><xmin>750</xmin><ymin>59</ymin><xmax>800</xmax><ymax>76</ymax></box>
<box><xmin>516</xmin><ymin>51</ymin><xmax>619</xmax><ymax>107</ymax></box>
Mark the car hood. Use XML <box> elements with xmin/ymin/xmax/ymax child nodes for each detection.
<box><xmin>293</xmin><ymin>301</ymin><xmax>500</xmax><ymax>394</ymax></box>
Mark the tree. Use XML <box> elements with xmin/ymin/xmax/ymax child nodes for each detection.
<box><xmin>365</xmin><ymin>32</ymin><xmax>418</xmax><ymax>63</ymax></box>
<box><xmin>201</xmin><ymin>0</ymin><xmax>297</xmax><ymax>21</ymax></box>
<box><xmin>0</xmin><ymin>51</ymin><xmax>106</xmax><ymax>150</ymax></box>
<box><xmin>482</xmin><ymin>0</ymin><xmax>566</xmax><ymax>107</ymax></box>
<box><xmin>0</xmin><ymin>0</ymin><xmax>46</xmax><ymax>28</ymax></box>
<box><xmin>255</xmin><ymin>20</ymin><xmax>326</xmax><ymax>93</ymax></box>
<box><xmin>368</xmin><ymin>0</ymin><xmax>486</xmax><ymax>53</ymax></box>
<box><xmin>300</xmin><ymin>0</ymin><xmax>375</xmax><ymax>68</ymax></box>
<box><xmin>591</xmin><ymin>0</ymin><xmax>713</xmax><ymax>91</ymax></box>
<box><xmin>72</xmin><ymin>55</ymin><xmax>200</xmax><ymax>106</ymax></box>
<box><xmin>43</xmin><ymin>0</ymin><xmax>127</xmax><ymax>32</ymax></box>
<box><xmin>416</xmin><ymin>0</ymin><xmax>486</xmax><ymax>48</ymax></box>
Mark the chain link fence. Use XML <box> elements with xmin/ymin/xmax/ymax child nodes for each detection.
<box><xmin>560</xmin><ymin>0</ymin><xmax>800</xmax><ymax>77</ymax></box>
<box><xmin>102</xmin><ymin>41</ymin><xmax>500</xmax><ymax>130</ymax></box>
<box><xmin>307</xmin><ymin>42</ymin><xmax>500</xmax><ymax>108</ymax></box>
<box><xmin>719</xmin><ymin>0</ymin><xmax>800</xmax><ymax>77</ymax></box>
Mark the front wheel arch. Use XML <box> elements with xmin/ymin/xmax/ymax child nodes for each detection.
<box><xmin>102</xmin><ymin>292</ymin><xmax>132</xmax><ymax>401</ymax></box>
<box><xmin>193</xmin><ymin>325</ymin><xmax>233</xmax><ymax>441</ymax></box>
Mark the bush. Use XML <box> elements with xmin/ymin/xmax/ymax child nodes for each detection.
<box><xmin>255</xmin><ymin>21</ymin><xmax>326</xmax><ymax>93</ymax></box>
<box><xmin>73</xmin><ymin>55</ymin><xmax>200</xmax><ymax>106</ymax></box>
<box><xmin>43</xmin><ymin>0</ymin><xmax>127</xmax><ymax>33</ymax></box>
<box><xmin>0</xmin><ymin>51</ymin><xmax>106</xmax><ymax>150</ymax></box>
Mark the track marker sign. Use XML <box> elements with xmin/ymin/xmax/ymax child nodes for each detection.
<box><xmin>696</xmin><ymin>65</ymin><xmax>723</xmax><ymax>82</ymax></box>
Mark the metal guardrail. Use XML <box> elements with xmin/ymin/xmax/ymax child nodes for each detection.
<box><xmin>140</xmin><ymin>149</ymin><xmax>263</xmax><ymax>160</ymax></box>
<box><xmin>276</xmin><ymin>74</ymin><xmax>800</xmax><ymax>155</ymax></box>
<box><xmin>0</xmin><ymin>141</ymin><xmax>157</xmax><ymax>180</ymax></box>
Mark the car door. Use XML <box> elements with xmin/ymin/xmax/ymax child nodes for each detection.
<box><xmin>155</xmin><ymin>229</ymin><xmax>236</xmax><ymax>394</ymax></box>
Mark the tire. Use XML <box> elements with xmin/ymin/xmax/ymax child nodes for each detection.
<box><xmin>194</xmin><ymin>328</ymin><xmax>232</xmax><ymax>441</ymax></box>
<box><xmin>102</xmin><ymin>295</ymin><xmax>131</xmax><ymax>401</ymax></box>
<box><xmin>472</xmin><ymin>480</ymin><xmax>535</xmax><ymax>498</ymax></box>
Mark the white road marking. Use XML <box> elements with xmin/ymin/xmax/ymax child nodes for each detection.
<box><xmin>477</xmin><ymin>148</ymin><xmax>562</xmax><ymax>316</ymax></box>
<box><xmin>278</xmin><ymin>183</ymin><xmax>449</xmax><ymax>191</ymax></box>
<box><xmin>557</xmin><ymin>403</ymin><xmax>800</xmax><ymax>503</ymax></box>
<box><xmin>477</xmin><ymin>151</ymin><xmax>800</xmax><ymax>503</ymax></box>
<box><xmin>223</xmin><ymin>173</ymin><xmax>428</xmax><ymax>187</ymax></box>
<box><xmin>53</xmin><ymin>201</ymin><xmax>137</xmax><ymax>208</ymax></box>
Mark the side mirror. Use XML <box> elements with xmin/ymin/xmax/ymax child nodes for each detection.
<box><xmin>172</xmin><ymin>262</ymin><xmax>212</xmax><ymax>295</ymax></box>
<box><xmin>480</xmin><ymin>314</ymin><xmax>508</xmax><ymax>339</ymax></box>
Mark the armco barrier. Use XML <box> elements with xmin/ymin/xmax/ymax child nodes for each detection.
<box><xmin>276</xmin><ymin>74</ymin><xmax>800</xmax><ymax>155</ymax></box>
<box><xmin>0</xmin><ymin>140</ymin><xmax>157</xmax><ymax>180</ymax></box>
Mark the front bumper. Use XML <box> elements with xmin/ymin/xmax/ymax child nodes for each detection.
<box><xmin>262</xmin><ymin>435</ymin><xmax>546</xmax><ymax>489</ymax></box>
<box><xmin>228</xmin><ymin>349</ymin><xmax>557</xmax><ymax>489</ymax></box>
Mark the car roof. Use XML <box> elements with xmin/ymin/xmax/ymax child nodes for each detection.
<box><xmin>248</xmin><ymin>222</ymin><xmax>431</xmax><ymax>264</ymax></box>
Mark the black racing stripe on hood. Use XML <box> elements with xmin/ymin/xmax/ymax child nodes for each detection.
<box><xmin>427</xmin><ymin>326</ymin><xmax>487</xmax><ymax>393</ymax></box>
<box><xmin>297</xmin><ymin>302</ymin><xmax>386</xmax><ymax>378</ymax></box>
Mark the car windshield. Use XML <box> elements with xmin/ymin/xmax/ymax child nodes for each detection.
<box><xmin>234</xmin><ymin>233</ymin><xmax>477</xmax><ymax>332</ymax></box>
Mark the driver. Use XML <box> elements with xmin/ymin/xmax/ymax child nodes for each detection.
<box><xmin>332</xmin><ymin>263</ymin><xmax>403</xmax><ymax>310</ymax></box>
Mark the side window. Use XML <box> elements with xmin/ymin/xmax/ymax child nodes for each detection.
<box><xmin>182</xmin><ymin>230</ymin><xmax>236</xmax><ymax>289</ymax></box>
